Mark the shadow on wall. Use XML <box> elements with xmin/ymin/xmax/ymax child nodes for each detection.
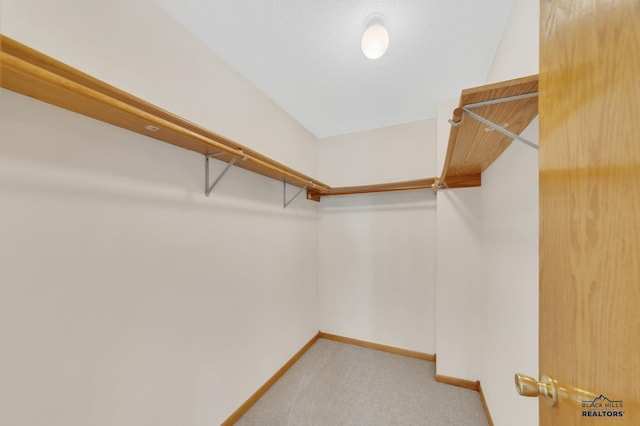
<box><xmin>0</xmin><ymin>89</ymin><xmax>317</xmax><ymax>219</ymax></box>
<box><xmin>319</xmin><ymin>190</ymin><xmax>437</xmax><ymax>213</ymax></box>
<box><xmin>439</xmin><ymin>190</ymin><xmax>483</xmax><ymax>238</ymax></box>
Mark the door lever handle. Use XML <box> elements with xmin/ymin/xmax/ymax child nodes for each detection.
<box><xmin>515</xmin><ymin>373</ymin><xmax>558</xmax><ymax>406</ymax></box>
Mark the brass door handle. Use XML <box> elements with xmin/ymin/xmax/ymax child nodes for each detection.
<box><xmin>515</xmin><ymin>373</ymin><xmax>558</xmax><ymax>406</ymax></box>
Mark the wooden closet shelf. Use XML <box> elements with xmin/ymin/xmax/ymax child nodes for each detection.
<box><xmin>0</xmin><ymin>35</ymin><xmax>439</xmax><ymax>202</ymax></box>
<box><xmin>306</xmin><ymin>178</ymin><xmax>436</xmax><ymax>201</ymax></box>
<box><xmin>0</xmin><ymin>35</ymin><xmax>329</xmax><ymax>193</ymax></box>
<box><xmin>437</xmin><ymin>74</ymin><xmax>538</xmax><ymax>189</ymax></box>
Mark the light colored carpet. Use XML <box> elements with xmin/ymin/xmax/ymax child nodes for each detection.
<box><xmin>235</xmin><ymin>338</ymin><xmax>489</xmax><ymax>425</ymax></box>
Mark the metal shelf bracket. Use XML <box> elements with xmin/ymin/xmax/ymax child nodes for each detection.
<box><xmin>283</xmin><ymin>181</ymin><xmax>308</xmax><ymax>208</ymax></box>
<box><xmin>448</xmin><ymin>117</ymin><xmax>463</xmax><ymax>127</ymax></box>
<box><xmin>205</xmin><ymin>151</ymin><xmax>247</xmax><ymax>196</ymax></box>
<box><xmin>462</xmin><ymin>92</ymin><xmax>539</xmax><ymax>150</ymax></box>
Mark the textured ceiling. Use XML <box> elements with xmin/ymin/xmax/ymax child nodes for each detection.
<box><xmin>155</xmin><ymin>0</ymin><xmax>514</xmax><ymax>138</ymax></box>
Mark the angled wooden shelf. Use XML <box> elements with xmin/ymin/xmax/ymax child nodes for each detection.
<box><xmin>0</xmin><ymin>35</ymin><xmax>330</xmax><ymax>194</ymax></box>
<box><xmin>437</xmin><ymin>75</ymin><xmax>539</xmax><ymax>189</ymax></box>
<box><xmin>1</xmin><ymin>35</ymin><xmax>438</xmax><ymax>202</ymax></box>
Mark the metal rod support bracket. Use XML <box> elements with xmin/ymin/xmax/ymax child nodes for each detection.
<box><xmin>448</xmin><ymin>117</ymin><xmax>463</xmax><ymax>127</ymax></box>
<box><xmin>205</xmin><ymin>150</ymin><xmax>247</xmax><ymax>196</ymax></box>
<box><xmin>460</xmin><ymin>91</ymin><xmax>539</xmax><ymax>150</ymax></box>
<box><xmin>283</xmin><ymin>181</ymin><xmax>308</xmax><ymax>208</ymax></box>
<box><xmin>462</xmin><ymin>107</ymin><xmax>538</xmax><ymax>150</ymax></box>
<box><xmin>463</xmin><ymin>91</ymin><xmax>539</xmax><ymax>110</ymax></box>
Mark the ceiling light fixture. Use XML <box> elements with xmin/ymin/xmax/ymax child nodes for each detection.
<box><xmin>361</xmin><ymin>14</ymin><xmax>389</xmax><ymax>60</ymax></box>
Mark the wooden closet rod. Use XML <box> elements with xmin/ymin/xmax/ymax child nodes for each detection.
<box><xmin>0</xmin><ymin>36</ymin><xmax>330</xmax><ymax>193</ymax></box>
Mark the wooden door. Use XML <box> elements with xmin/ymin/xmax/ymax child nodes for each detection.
<box><xmin>539</xmin><ymin>0</ymin><xmax>640</xmax><ymax>424</ymax></box>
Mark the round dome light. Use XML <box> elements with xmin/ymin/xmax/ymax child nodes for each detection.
<box><xmin>361</xmin><ymin>16</ymin><xmax>389</xmax><ymax>59</ymax></box>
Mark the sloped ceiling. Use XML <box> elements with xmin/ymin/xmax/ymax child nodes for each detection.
<box><xmin>155</xmin><ymin>0</ymin><xmax>514</xmax><ymax>138</ymax></box>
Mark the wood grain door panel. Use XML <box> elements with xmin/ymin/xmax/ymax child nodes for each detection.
<box><xmin>539</xmin><ymin>0</ymin><xmax>640</xmax><ymax>424</ymax></box>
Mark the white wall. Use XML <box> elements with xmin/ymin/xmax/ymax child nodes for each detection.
<box><xmin>435</xmin><ymin>1</ymin><xmax>539</xmax><ymax>425</ymax></box>
<box><xmin>318</xmin><ymin>120</ymin><xmax>436</xmax><ymax>186</ymax></box>
<box><xmin>480</xmin><ymin>120</ymin><xmax>538</xmax><ymax>426</ymax></box>
<box><xmin>434</xmin><ymin>98</ymin><xmax>484</xmax><ymax>379</ymax></box>
<box><xmin>479</xmin><ymin>2</ymin><xmax>539</xmax><ymax>424</ymax></box>
<box><xmin>318</xmin><ymin>120</ymin><xmax>437</xmax><ymax>353</ymax></box>
<box><xmin>485</xmin><ymin>0</ymin><xmax>540</xmax><ymax>84</ymax></box>
<box><xmin>434</xmin><ymin>187</ymin><xmax>483</xmax><ymax>377</ymax></box>
<box><xmin>0</xmin><ymin>1</ymin><xmax>319</xmax><ymax>425</ymax></box>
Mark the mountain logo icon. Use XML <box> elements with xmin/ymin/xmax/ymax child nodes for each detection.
<box><xmin>583</xmin><ymin>394</ymin><xmax>623</xmax><ymax>408</ymax></box>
